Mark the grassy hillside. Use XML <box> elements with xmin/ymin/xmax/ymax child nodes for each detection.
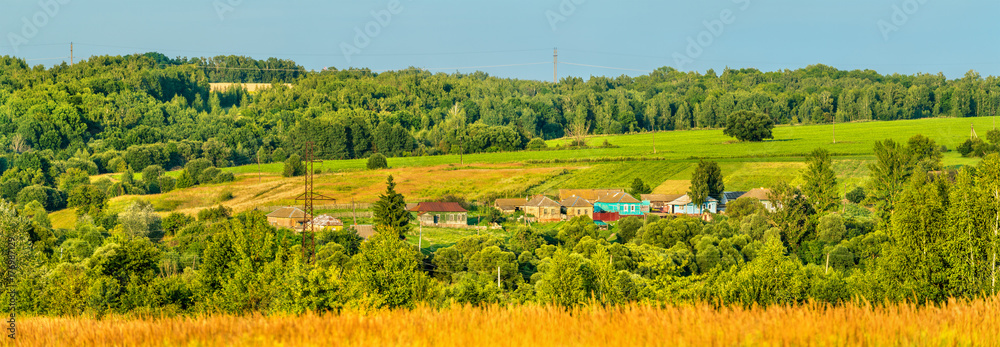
<box><xmin>52</xmin><ymin>116</ymin><xmax>991</xmax><ymax>226</ymax></box>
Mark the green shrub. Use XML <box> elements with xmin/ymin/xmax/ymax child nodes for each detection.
<box><xmin>158</xmin><ymin>176</ymin><xmax>176</xmax><ymax>193</ymax></box>
<box><xmin>527</xmin><ymin>138</ymin><xmax>547</xmax><ymax>150</ymax></box>
<box><xmin>367</xmin><ymin>153</ymin><xmax>388</xmax><ymax>170</ymax></box>
<box><xmin>213</xmin><ymin>172</ymin><xmax>235</xmax><ymax>183</ymax></box>
<box><xmin>198</xmin><ymin>167</ymin><xmax>221</xmax><ymax>184</ymax></box>
<box><xmin>845</xmin><ymin>186</ymin><xmax>865</xmax><ymax>204</ymax></box>
<box><xmin>271</xmin><ymin>147</ymin><xmax>288</xmax><ymax>162</ymax></box>
<box><xmin>283</xmin><ymin>154</ymin><xmax>305</xmax><ymax>177</ymax></box>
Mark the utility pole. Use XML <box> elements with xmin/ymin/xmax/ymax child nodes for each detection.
<box><xmin>418</xmin><ymin>223</ymin><xmax>423</xmax><ymax>252</ymax></box>
<box><xmin>70</xmin><ymin>42</ymin><xmax>73</xmax><ymax>65</ymax></box>
<box><xmin>497</xmin><ymin>266</ymin><xmax>501</xmax><ymax>289</ymax></box>
<box><xmin>293</xmin><ymin>142</ymin><xmax>336</xmax><ymax>263</ymax></box>
<box><xmin>651</xmin><ymin>116</ymin><xmax>656</xmax><ymax>154</ymax></box>
<box><xmin>553</xmin><ymin>48</ymin><xmax>558</xmax><ymax>84</ymax></box>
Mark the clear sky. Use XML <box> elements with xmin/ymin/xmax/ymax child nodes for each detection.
<box><xmin>2</xmin><ymin>0</ymin><xmax>997</xmax><ymax>81</ymax></box>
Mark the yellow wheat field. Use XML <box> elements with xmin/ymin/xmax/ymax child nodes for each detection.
<box><xmin>3</xmin><ymin>299</ymin><xmax>999</xmax><ymax>346</ymax></box>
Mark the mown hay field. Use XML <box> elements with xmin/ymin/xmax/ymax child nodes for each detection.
<box><xmin>5</xmin><ymin>299</ymin><xmax>999</xmax><ymax>346</ymax></box>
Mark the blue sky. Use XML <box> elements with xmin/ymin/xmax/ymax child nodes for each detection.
<box><xmin>1</xmin><ymin>0</ymin><xmax>996</xmax><ymax>81</ymax></box>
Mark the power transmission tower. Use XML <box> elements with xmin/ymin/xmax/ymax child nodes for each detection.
<box><xmin>69</xmin><ymin>42</ymin><xmax>73</xmax><ymax>66</ymax></box>
<box><xmin>293</xmin><ymin>142</ymin><xmax>336</xmax><ymax>263</ymax></box>
<box><xmin>553</xmin><ymin>48</ymin><xmax>558</xmax><ymax>83</ymax></box>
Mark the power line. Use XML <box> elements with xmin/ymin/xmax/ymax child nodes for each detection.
<box><xmin>404</xmin><ymin>62</ymin><xmax>550</xmax><ymax>71</ymax></box>
<box><xmin>559</xmin><ymin>62</ymin><xmax>653</xmax><ymax>73</ymax></box>
<box><xmin>24</xmin><ymin>56</ymin><xmax>70</xmax><ymax>62</ymax></box>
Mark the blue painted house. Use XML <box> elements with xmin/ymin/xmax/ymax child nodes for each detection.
<box><xmin>667</xmin><ymin>194</ymin><xmax>718</xmax><ymax>215</ymax></box>
<box><xmin>593</xmin><ymin>192</ymin><xmax>643</xmax><ymax>216</ymax></box>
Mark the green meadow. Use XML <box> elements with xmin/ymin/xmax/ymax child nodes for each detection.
<box><xmin>222</xmin><ymin>116</ymin><xmax>991</xmax><ymax>176</ymax></box>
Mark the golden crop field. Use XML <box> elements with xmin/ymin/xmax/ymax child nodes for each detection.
<box><xmin>5</xmin><ymin>299</ymin><xmax>998</xmax><ymax>346</ymax></box>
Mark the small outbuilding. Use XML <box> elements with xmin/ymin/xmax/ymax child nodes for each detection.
<box><xmin>266</xmin><ymin>207</ymin><xmax>311</xmax><ymax>229</ymax></box>
<box><xmin>494</xmin><ymin>198</ymin><xmax>527</xmax><ymax>214</ymax></box>
<box><xmin>308</xmin><ymin>214</ymin><xmax>344</xmax><ymax>231</ymax></box>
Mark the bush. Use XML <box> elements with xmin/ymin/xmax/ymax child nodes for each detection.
<box><xmin>175</xmin><ymin>169</ymin><xmax>194</xmax><ymax>189</ymax></box>
<box><xmin>213</xmin><ymin>172</ymin><xmax>235</xmax><ymax>183</ymax></box>
<box><xmin>141</xmin><ymin>165</ymin><xmax>165</xmax><ymax>185</ymax></box>
<box><xmin>283</xmin><ymin>153</ymin><xmax>305</xmax><ymax>177</ymax></box>
<box><xmin>107</xmin><ymin>156</ymin><xmax>127</xmax><ymax>173</ymax></box>
<box><xmin>162</xmin><ymin>212</ymin><xmax>195</xmax><ymax>236</ymax></box>
<box><xmin>17</xmin><ymin>184</ymin><xmax>66</xmax><ymax>211</ymax></box>
<box><xmin>158</xmin><ymin>176</ymin><xmax>176</xmax><ymax>193</ymax></box>
<box><xmin>185</xmin><ymin>158</ymin><xmax>213</xmax><ymax>180</ymax></box>
<box><xmin>198</xmin><ymin>167</ymin><xmax>221</xmax><ymax>184</ymax></box>
<box><xmin>217</xmin><ymin>190</ymin><xmax>234</xmax><ymax>202</ymax></box>
<box><xmin>271</xmin><ymin>147</ymin><xmax>288</xmax><ymax>163</ymax></box>
<box><xmin>724</xmin><ymin>110</ymin><xmax>775</xmax><ymax>142</ymax></box>
<box><xmin>367</xmin><ymin>153</ymin><xmax>388</xmax><ymax>170</ymax></box>
<box><xmin>817</xmin><ymin>213</ymin><xmax>846</xmax><ymax>244</ymax></box>
<box><xmin>845</xmin><ymin>186</ymin><xmax>865</xmax><ymax>204</ymax></box>
<box><xmin>527</xmin><ymin>138</ymin><xmax>547</xmax><ymax>150</ymax></box>
<box><xmin>197</xmin><ymin>205</ymin><xmax>232</xmax><ymax>221</ymax></box>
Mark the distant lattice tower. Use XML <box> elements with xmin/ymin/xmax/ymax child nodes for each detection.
<box><xmin>972</xmin><ymin>123</ymin><xmax>979</xmax><ymax>139</ymax></box>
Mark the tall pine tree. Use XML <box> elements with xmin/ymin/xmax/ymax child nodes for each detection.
<box><xmin>802</xmin><ymin>148</ymin><xmax>838</xmax><ymax>212</ymax></box>
<box><xmin>373</xmin><ymin>175</ymin><xmax>411</xmax><ymax>239</ymax></box>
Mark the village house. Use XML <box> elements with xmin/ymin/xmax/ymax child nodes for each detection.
<box><xmin>718</xmin><ymin>191</ymin><xmax>748</xmax><ymax>213</ymax></box>
<box><xmin>351</xmin><ymin>224</ymin><xmax>376</xmax><ymax>240</ymax></box>
<box><xmin>308</xmin><ymin>214</ymin><xmax>344</xmax><ymax>231</ymax></box>
<box><xmin>667</xmin><ymin>194</ymin><xmax>719</xmax><ymax>215</ymax></box>
<box><xmin>559</xmin><ymin>189</ymin><xmax>624</xmax><ymax>202</ymax></box>
<box><xmin>409</xmin><ymin>202</ymin><xmax>468</xmax><ymax>227</ymax></box>
<box><xmin>524</xmin><ymin>195</ymin><xmax>563</xmax><ymax>223</ymax></box>
<box><xmin>493</xmin><ymin>198</ymin><xmax>526</xmax><ymax>214</ymax></box>
<box><xmin>738</xmin><ymin>188</ymin><xmax>776</xmax><ymax>212</ymax></box>
<box><xmin>593</xmin><ymin>192</ymin><xmax>643</xmax><ymax>216</ymax></box>
<box><xmin>266</xmin><ymin>207</ymin><xmax>311</xmax><ymax>229</ymax></box>
<box><xmin>642</xmin><ymin>194</ymin><xmax>685</xmax><ymax>214</ymax></box>
<box><xmin>560</xmin><ymin>195</ymin><xmax>594</xmax><ymax>219</ymax></box>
